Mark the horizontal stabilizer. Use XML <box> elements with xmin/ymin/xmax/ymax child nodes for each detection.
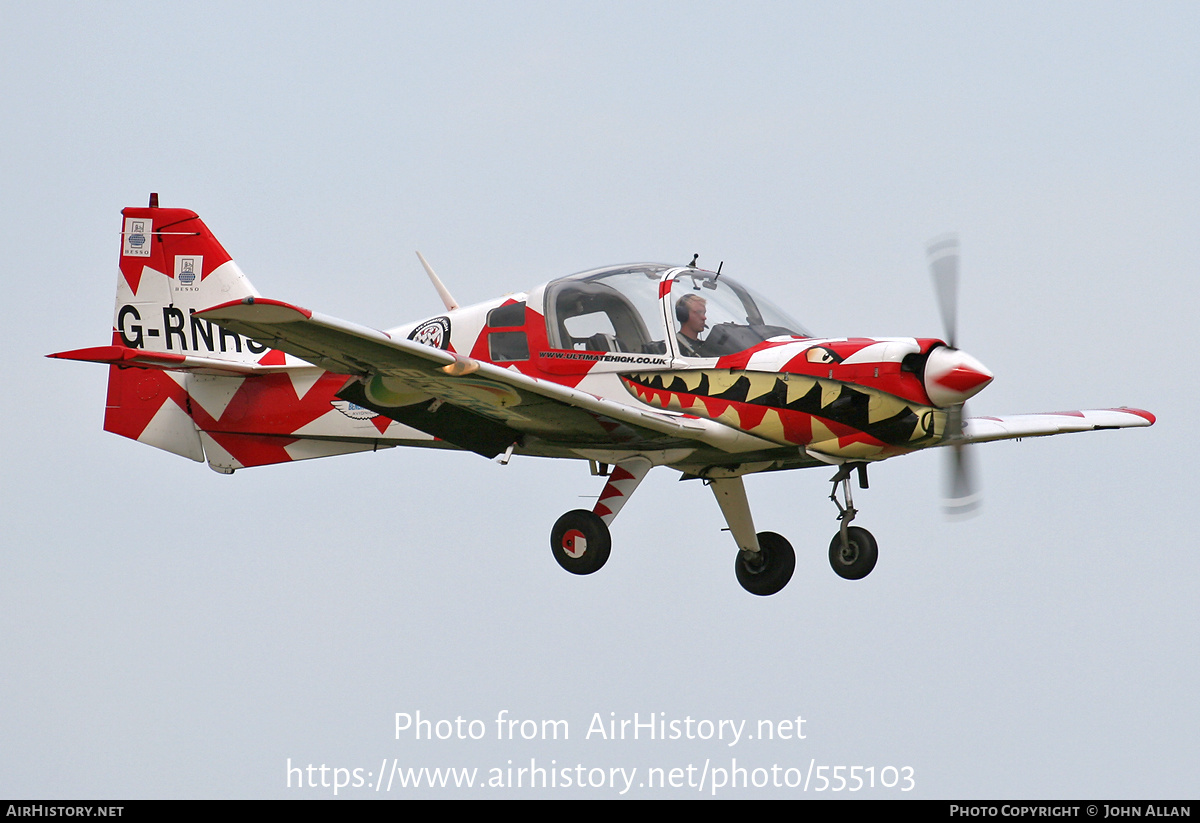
<box><xmin>46</xmin><ymin>344</ymin><xmax>290</xmax><ymax>375</ymax></box>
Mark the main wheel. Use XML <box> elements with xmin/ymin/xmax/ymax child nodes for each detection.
<box><xmin>735</xmin><ymin>531</ymin><xmax>796</xmax><ymax>596</ymax></box>
<box><xmin>828</xmin><ymin>526</ymin><xmax>878</xmax><ymax>580</ymax></box>
<box><xmin>550</xmin><ymin>510</ymin><xmax>612</xmax><ymax>575</ymax></box>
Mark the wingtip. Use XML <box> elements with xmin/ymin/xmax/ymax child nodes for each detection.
<box><xmin>1114</xmin><ymin>407</ymin><xmax>1156</xmax><ymax>425</ymax></box>
<box><xmin>198</xmin><ymin>297</ymin><xmax>313</xmax><ymax>321</ymax></box>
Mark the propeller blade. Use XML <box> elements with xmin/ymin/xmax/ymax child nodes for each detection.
<box><xmin>945</xmin><ymin>401</ymin><xmax>963</xmax><ymax>440</ymax></box>
<box><xmin>943</xmin><ymin>441</ymin><xmax>981</xmax><ymax>517</ymax></box>
<box><xmin>927</xmin><ymin>234</ymin><xmax>960</xmax><ymax>349</ymax></box>
<box><xmin>942</xmin><ymin>403</ymin><xmax>980</xmax><ymax>517</ymax></box>
<box><xmin>925</xmin><ymin>235</ymin><xmax>982</xmax><ymax>516</ymax></box>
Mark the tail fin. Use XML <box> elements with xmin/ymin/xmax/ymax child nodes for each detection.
<box><xmin>52</xmin><ymin>198</ymin><xmax>268</xmax><ymax>464</ymax></box>
<box><xmin>105</xmin><ymin>200</ymin><xmax>267</xmax><ymax>462</ymax></box>
<box><xmin>51</xmin><ymin>196</ymin><xmax>416</xmax><ymax>472</ymax></box>
<box><xmin>114</xmin><ymin>200</ymin><xmax>263</xmax><ymax>362</ymax></box>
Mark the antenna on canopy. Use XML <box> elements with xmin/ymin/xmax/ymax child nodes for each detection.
<box><xmin>689</xmin><ymin>253</ymin><xmax>699</xmax><ymax>268</ymax></box>
<box><xmin>415</xmin><ymin>251</ymin><xmax>459</xmax><ymax>311</ymax></box>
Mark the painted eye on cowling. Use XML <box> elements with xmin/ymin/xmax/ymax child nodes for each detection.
<box><xmin>805</xmin><ymin>346</ymin><xmax>843</xmax><ymax>364</ymax></box>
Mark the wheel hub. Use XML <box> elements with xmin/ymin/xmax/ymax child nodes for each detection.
<box><xmin>739</xmin><ymin>549</ymin><xmax>766</xmax><ymax>574</ymax></box>
<box><xmin>734</xmin><ymin>532</ymin><xmax>796</xmax><ymax>596</ymax></box>
<box><xmin>562</xmin><ymin>529</ymin><xmax>587</xmax><ymax>558</ymax></box>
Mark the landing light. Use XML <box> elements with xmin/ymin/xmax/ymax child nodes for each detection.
<box><xmin>441</xmin><ymin>357</ymin><xmax>480</xmax><ymax>377</ymax></box>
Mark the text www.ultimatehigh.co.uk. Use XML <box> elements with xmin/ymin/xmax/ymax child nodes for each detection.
<box><xmin>287</xmin><ymin>758</ymin><xmax>915</xmax><ymax>796</ymax></box>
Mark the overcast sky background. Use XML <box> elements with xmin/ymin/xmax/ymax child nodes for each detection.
<box><xmin>2</xmin><ymin>1</ymin><xmax>1196</xmax><ymax>798</ymax></box>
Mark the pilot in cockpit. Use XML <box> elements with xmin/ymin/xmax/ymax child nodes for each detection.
<box><xmin>675</xmin><ymin>293</ymin><xmax>708</xmax><ymax>358</ymax></box>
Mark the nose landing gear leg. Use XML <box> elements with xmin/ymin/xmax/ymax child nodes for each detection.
<box><xmin>828</xmin><ymin>463</ymin><xmax>878</xmax><ymax>580</ymax></box>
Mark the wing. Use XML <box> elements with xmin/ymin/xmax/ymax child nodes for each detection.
<box><xmin>197</xmin><ymin>298</ymin><xmax>776</xmax><ymax>459</ymax></box>
<box><xmin>960</xmin><ymin>408</ymin><xmax>1155</xmax><ymax>444</ymax></box>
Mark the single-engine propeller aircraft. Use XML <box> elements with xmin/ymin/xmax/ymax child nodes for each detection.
<box><xmin>51</xmin><ymin>196</ymin><xmax>1155</xmax><ymax>595</ymax></box>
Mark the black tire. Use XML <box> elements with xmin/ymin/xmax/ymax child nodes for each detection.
<box><xmin>550</xmin><ymin>510</ymin><xmax>612</xmax><ymax>575</ymax></box>
<box><xmin>828</xmin><ymin>526</ymin><xmax>878</xmax><ymax>580</ymax></box>
<box><xmin>735</xmin><ymin>531</ymin><xmax>796</xmax><ymax>596</ymax></box>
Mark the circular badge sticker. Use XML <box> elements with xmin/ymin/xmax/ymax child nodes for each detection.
<box><xmin>408</xmin><ymin>317</ymin><xmax>451</xmax><ymax>349</ymax></box>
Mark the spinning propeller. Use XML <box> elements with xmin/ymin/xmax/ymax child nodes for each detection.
<box><xmin>925</xmin><ymin>236</ymin><xmax>991</xmax><ymax>516</ymax></box>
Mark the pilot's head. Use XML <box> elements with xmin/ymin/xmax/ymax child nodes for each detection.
<box><xmin>676</xmin><ymin>293</ymin><xmax>707</xmax><ymax>338</ymax></box>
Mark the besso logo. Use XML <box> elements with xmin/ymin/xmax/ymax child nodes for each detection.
<box><xmin>123</xmin><ymin>218</ymin><xmax>152</xmax><ymax>257</ymax></box>
<box><xmin>174</xmin><ymin>255</ymin><xmax>202</xmax><ymax>289</ymax></box>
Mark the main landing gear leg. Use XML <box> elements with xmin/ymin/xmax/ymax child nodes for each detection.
<box><xmin>827</xmin><ymin>463</ymin><xmax>878</xmax><ymax>580</ymax></box>
<box><xmin>710</xmin><ymin>477</ymin><xmax>795</xmax><ymax>596</ymax></box>
<box><xmin>550</xmin><ymin>457</ymin><xmax>652</xmax><ymax>575</ymax></box>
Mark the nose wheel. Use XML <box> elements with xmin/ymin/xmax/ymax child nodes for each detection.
<box><xmin>829</xmin><ymin>526</ymin><xmax>878</xmax><ymax>580</ymax></box>
<box><xmin>828</xmin><ymin>463</ymin><xmax>879</xmax><ymax>580</ymax></box>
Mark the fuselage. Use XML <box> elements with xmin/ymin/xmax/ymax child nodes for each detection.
<box><xmin>381</xmin><ymin>263</ymin><xmax>992</xmax><ymax>468</ymax></box>
<box><xmin>85</xmin><ymin>219</ymin><xmax>992</xmax><ymax>475</ymax></box>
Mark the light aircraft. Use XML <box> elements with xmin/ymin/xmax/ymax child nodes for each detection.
<box><xmin>50</xmin><ymin>196</ymin><xmax>1155</xmax><ymax>595</ymax></box>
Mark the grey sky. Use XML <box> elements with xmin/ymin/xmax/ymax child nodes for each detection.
<box><xmin>2</xmin><ymin>1</ymin><xmax>1196</xmax><ymax>798</ymax></box>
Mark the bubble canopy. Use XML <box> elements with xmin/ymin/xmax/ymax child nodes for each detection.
<box><xmin>543</xmin><ymin>264</ymin><xmax>810</xmax><ymax>359</ymax></box>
